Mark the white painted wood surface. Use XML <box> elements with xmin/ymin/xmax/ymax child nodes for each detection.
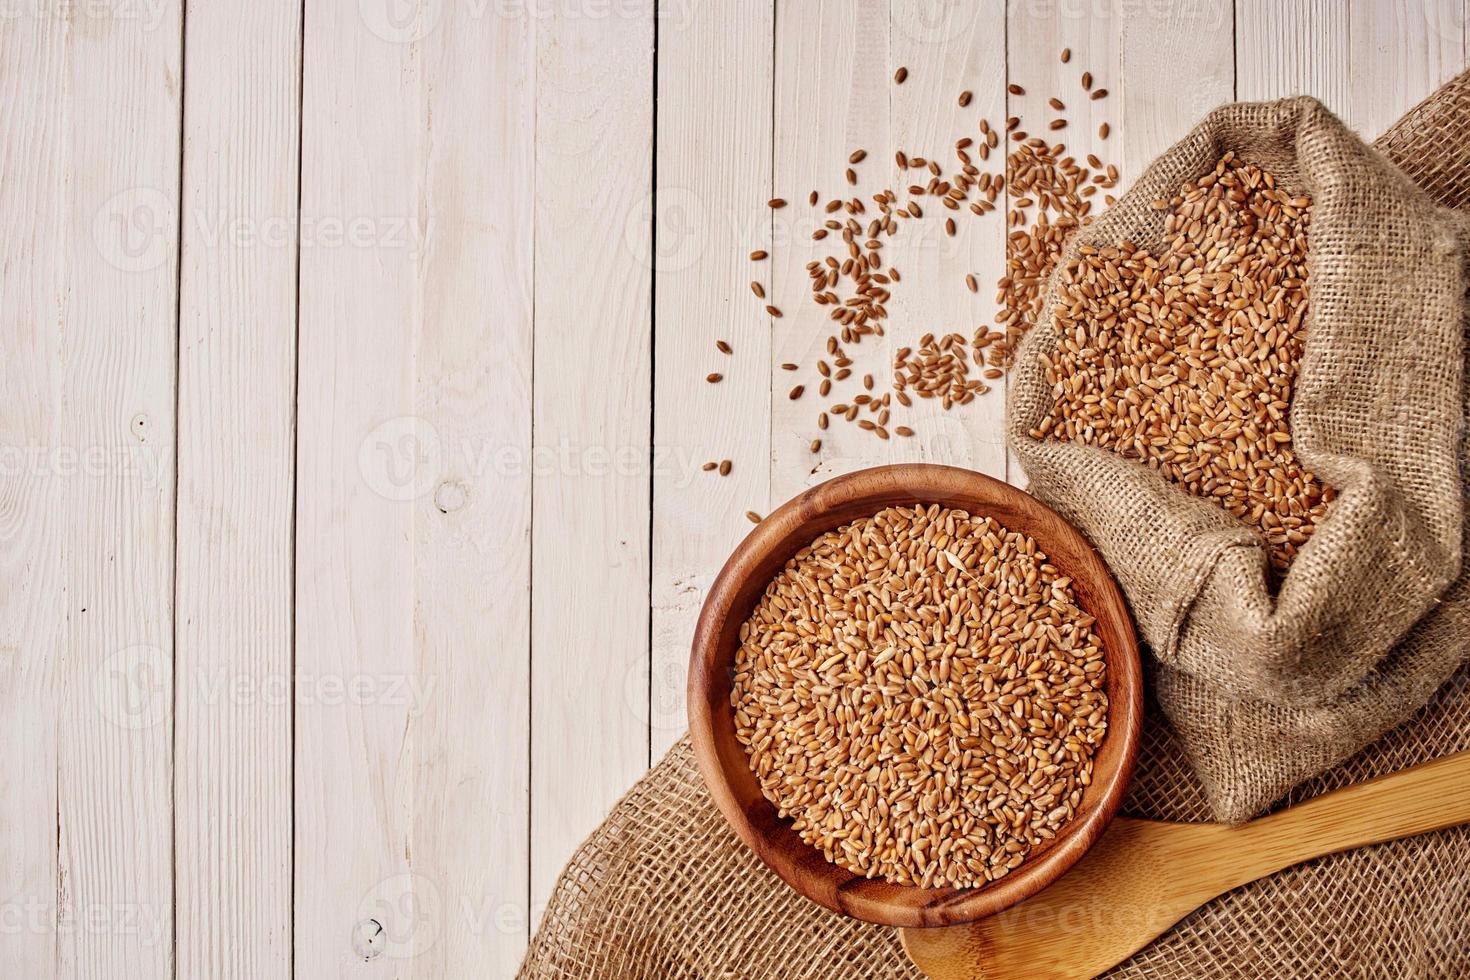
<box><xmin>406</xmin><ymin>8</ymin><xmax>538</xmax><ymax>972</ymax></box>
<box><xmin>771</xmin><ymin>0</ymin><xmax>895</xmax><ymax>502</ymax></box>
<box><xmin>651</xmin><ymin>0</ymin><xmax>774</xmax><ymax>758</ymax></box>
<box><xmin>175</xmin><ymin>1</ymin><xmax>299</xmax><ymax>977</ymax></box>
<box><xmin>1238</xmin><ymin>0</ymin><xmax>1466</xmax><ymax>136</ymax></box>
<box><xmin>888</xmin><ymin>0</ymin><xmax>1009</xmax><ymax>480</ymax></box>
<box><xmin>295</xmin><ymin>1</ymin><xmax>536</xmax><ymax>977</ymax></box>
<box><xmin>294</xmin><ymin>2</ymin><xmax>425</xmax><ymax>974</ymax></box>
<box><xmin>1117</xmin><ymin>1</ymin><xmax>1236</xmax><ymax>180</ymax></box>
<box><xmin>0</xmin><ymin>4</ymin><xmax>182</xmax><ymax>978</ymax></box>
<box><xmin>0</xmin><ymin>4</ymin><xmax>1464</xmax><ymax>977</ymax></box>
<box><xmin>530</xmin><ymin>0</ymin><xmax>654</xmax><ymax>920</ymax></box>
<box><xmin>1346</xmin><ymin>0</ymin><xmax>1467</xmax><ymax>137</ymax></box>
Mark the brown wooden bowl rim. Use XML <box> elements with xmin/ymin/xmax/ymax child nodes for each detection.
<box><xmin>687</xmin><ymin>463</ymin><xmax>1143</xmax><ymax>928</ymax></box>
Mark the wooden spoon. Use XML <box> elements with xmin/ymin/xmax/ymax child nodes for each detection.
<box><xmin>902</xmin><ymin>749</ymin><xmax>1470</xmax><ymax>980</ymax></box>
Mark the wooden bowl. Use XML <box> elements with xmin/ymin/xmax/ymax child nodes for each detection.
<box><xmin>687</xmin><ymin>463</ymin><xmax>1143</xmax><ymax>928</ymax></box>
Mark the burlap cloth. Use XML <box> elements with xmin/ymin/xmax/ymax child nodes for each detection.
<box><xmin>519</xmin><ymin>74</ymin><xmax>1470</xmax><ymax>979</ymax></box>
<box><xmin>1008</xmin><ymin>92</ymin><xmax>1470</xmax><ymax>822</ymax></box>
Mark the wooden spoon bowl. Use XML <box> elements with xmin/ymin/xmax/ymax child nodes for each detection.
<box><xmin>687</xmin><ymin>464</ymin><xmax>1143</xmax><ymax>928</ymax></box>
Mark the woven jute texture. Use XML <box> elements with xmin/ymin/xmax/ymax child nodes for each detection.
<box><xmin>1007</xmin><ymin>93</ymin><xmax>1469</xmax><ymax>822</ymax></box>
<box><xmin>519</xmin><ymin>73</ymin><xmax>1470</xmax><ymax>980</ymax></box>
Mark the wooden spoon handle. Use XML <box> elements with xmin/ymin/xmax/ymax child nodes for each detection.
<box><xmin>1226</xmin><ymin>748</ymin><xmax>1470</xmax><ymax>886</ymax></box>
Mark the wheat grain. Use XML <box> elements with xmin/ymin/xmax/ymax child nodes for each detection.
<box><xmin>732</xmin><ymin>505</ymin><xmax>1109</xmax><ymax>889</ymax></box>
<box><xmin>1034</xmin><ymin>154</ymin><xmax>1331</xmax><ymax>574</ymax></box>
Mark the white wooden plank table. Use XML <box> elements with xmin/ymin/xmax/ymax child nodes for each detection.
<box><xmin>0</xmin><ymin>2</ymin><xmax>1462</xmax><ymax>976</ymax></box>
<box><xmin>175</xmin><ymin>3</ymin><xmax>298</xmax><ymax>976</ymax></box>
<box><xmin>2</xmin><ymin>4</ymin><xmax>182</xmax><ymax>978</ymax></box>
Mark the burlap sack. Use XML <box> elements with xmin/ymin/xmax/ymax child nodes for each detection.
<box><xmin>520</xmin><ymin>74</ymin><xmax>1470</xmax><ymax>979</ymax></box>
<box><xmin>516</xmin><ymin>674</ymin><xmax>1470</xmax><ymax>979</ymax></box>
<box><xmin>1007</xmin><ymin>95</ymin><xmax>1470</xmax><ymax>822</ymax></box>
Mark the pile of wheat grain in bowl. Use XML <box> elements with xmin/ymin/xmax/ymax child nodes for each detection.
<box><xmin>1033</xmin><ymin>151</ymin><xmax>1335</xmax><ymax>577</ymax></box>
<box><xmin>730</xmin><ymin>504</ymin><xmax>1109</xmax><ymax>890</ymax></box>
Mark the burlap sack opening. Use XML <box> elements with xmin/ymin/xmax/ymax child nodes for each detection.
<box><xmin>1007</xmin><ymin>97</ymin><xmax>1470</xmax><ymax>821</ymax></box>
<box><xmin>1009</xmin><ymin>97</ymin><xmax>1465</xmax><ymax>708</ymax></box>
<box><xmin>520</xmin><ymin>73</ymin><xmax>1470</xmax><ymax>980</ymax></box>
